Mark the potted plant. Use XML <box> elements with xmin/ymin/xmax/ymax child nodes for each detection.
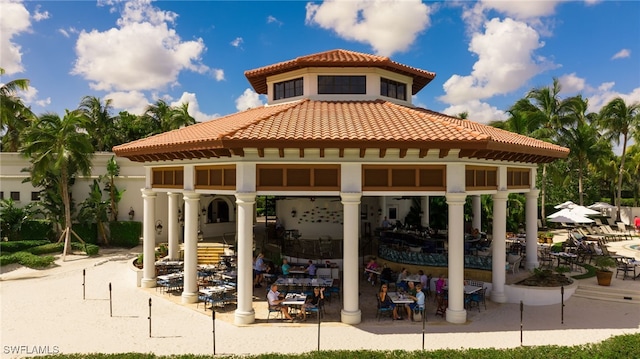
<box><xmin>594</xmin><ymin>256</ymin><xmax>616</xmax><ymax>286</ymax></box>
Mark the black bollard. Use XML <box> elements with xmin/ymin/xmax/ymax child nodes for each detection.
<box><xmin>422</xmin><ymin>308</ymin><xmax>427</xmax><ymax>350</ymax></box>
<box><xmin>82</xmin><ymin>269</ymin><xmax>86</xmax><ymax>300</ymax></box>
<box><xmin>520</xmin><ymin>300</ymin><xmax>523</xmax><ymax>346</ymax></box>
<box><xmin>148</xmin><ymin>298</ymin><xmax>152</xmax><ymax>338</ymax></box>
<box><xmin>317</xmin><ymin>307</ymin><xmax>321</xmax><ymax>351</ymax></box>
<box><xmin>109</xmin><ymin>282</ymin><xmax>112</xmax><ymax>317</ymax></box>
<box><xmin>212</xmin><ymin>309</ymin><xmax>216</xmax><ymax>355</ymax></box>
<box><xmin>561</xmin><ymin>285</ymin><xmax>565</xmax><ymax>324</ymax></box>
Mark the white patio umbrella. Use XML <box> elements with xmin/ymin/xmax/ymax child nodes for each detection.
<box><xmin>547</xmin><ymin>208</ymin><xmax>595</xmax><ymax>224</ymax></box>
<box><xmin>587</xmin><ymin>202</ymin><xmax>616</xmax><ymax>210</ymax></box>
<box><xmin>554</xmin><ymin>201</ymin><xmax>576</xmax><ymax>209</ymax></box>
<box><xmin>566</xmin><ymin>204</ymin><xmax>600</xmax><ymax>217</ymax></box>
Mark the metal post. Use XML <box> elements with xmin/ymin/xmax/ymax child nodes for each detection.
<box><xmin>519</xmin><ymin>300</ymin><xmax>523</xmax><ymax>346</ymax></box>
<box><xmin>317</xmin><ymin>307</ymin><xmax>321</xmax><ymax>351</ymax></box>
<box><xmin>212</xmin><ymin>309</ymin><xmax>216</xmax><ymax>355</ymax></box>
<box><xmin>422</xmin><ymin>309</ymin><xmax>426</xmax><ymax>350</ymax></box>
<box><xmin>148</xmin><ymin>298</ymin><xmax>152</xmax><ymax>338</ymax></box>
<box><xmin>82</xmin><ymin>269</ymin><xmax>86</xmax><ymax>300</ymax></box>
<box><xmin>109</xmin><ymin>282</ymin><xmax>112</xmax><ymax>317</ymax></box>
<box><xmin>561</xmin><ymin>285</ymin><xmax>565</xmax><ymax>324</ymax></box>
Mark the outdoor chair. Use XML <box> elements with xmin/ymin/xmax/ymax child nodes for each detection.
<box><xmin>412</xmin><ymin>305</ymin><xmax>426</xmax><ymax>322</ymax></box>
<box><xmin>615</xmin><ymin>257</ymin><xmax>637</xmax><ymax>280</ymax></box>
<box><xmin>435</xmin><ymin>293</ymin><xmax>447</xmax><ymax>317</ymax></box>
<box><xmin>375</xmin><ymin>294</ymin><xmax>394</xmax><ymax>321</ymax></box>
<box><xmin>469</xmin><ymin>287</ymin><xmax>487</xmax><ymax>311</ymax></box>
<box><xmin>305</xmin><ymin>298</ymin><xmax>325</xmax><ymax>320</ymax></box>
<box><xmin>266</xmin><ymin>294</ymin><xmax>283</xmax><ymax>322</ymax></box>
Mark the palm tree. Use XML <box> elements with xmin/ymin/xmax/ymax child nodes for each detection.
<box><xmin>77</xmin><ymin>179</ymin><xmax>110</xmax><ymax>244</ymax></box>
<box><xmin>20</xmin><ymin>110</ymin><xmax>94</xmax><ymax>257</ymax></box>
<box><xmin>525</xmin><ymin>78</ymin><xmax>571</xmax><ymax>224</ymax></box>
<box><xmin>170</xmin><ymin>102</ymin><xmax>196</xmax><ymax>129</ymax></box>
<box><xmin>597</xmin><ymin>97</ymin><xmax>640</xmax><ymax>220</ymax></box>
<box><xmin>0</xmin><ymin>68</ymin><xmax>34</xmax><ymax>151</ymax></box>
<box><xmin>143</xmin><ymin>100</ymin><xmax>196</xmax><ymax>135</ymax></box>
<box><xmin>79</xmin><ymin>96</ymin><xmax>117</xmax><ymax>152</ymax></box>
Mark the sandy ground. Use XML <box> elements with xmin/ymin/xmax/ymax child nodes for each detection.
<box><xmin>1</xmin><ymin>239</ymin><xmax>640</xmax><ymax>358</ymax></box>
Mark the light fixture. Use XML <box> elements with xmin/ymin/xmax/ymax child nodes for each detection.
<box><xmin>201</xmin><ymin>207</ymin><xmax>207</xmax><ymax>216</ymax></box>
<box><xmin>310</xmin><ymin>197</ymin><xmax>315</xmax><ymax>202</ymax></box>
<box><xmin>291</xmin><ymin>209</ymin><xmax>297</xmax><ymax>218</ymax></box>
<box><xmin>197</xmin><ymin>229</ymin><xmax>204</xmax><ymax>242</ymax></box>
<box><xmin>155</xmin><ymin>220</ymin><xmax>163</xmax><ymax>235</ymax></box>
<box><xmin>128</xmin><ymin>207</ymin><xmax>135</xmax><ymax>220</ymax></box>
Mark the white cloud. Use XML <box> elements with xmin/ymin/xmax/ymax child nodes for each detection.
<box><xmin>305</xmin><ymin>0</ymin><xmax>432</xmax><ymax>57</ymax></box>
<box><xmin>0</xmin><ymin>0</ymin><xmax>31</xmax><ymax>74</ymax></box>
<box><xmin>212</xmin><ymin>68</ymin><xmax>225</xmax><ymax>81</ymax></box>
<box><xmin>558</xmin><ymin>73</ymin><xmax>586</xmax><ymax>94</ymax></box>
<box><xmin>58</xmin><ymin>27</ymin><xmax>78</xmax><ymax>38</ymax></box>
<box><xmin>439</xmin><ymin>18</ymin><xmax>555</xmax><ymax>105</ymax></box>
<box><xmin>17</xmin><ymin>85</ymin><xmax>50</xmax><ymax>108</ymax></box>
<box><xmin>105</xmin><ymin>90</ymin><xmax>150</xmax><ymax>115</ymax></box>
<box><xmin>72</xmin><ymin>0</ymin><xmax>209</xmax><ymax>92</ymax></box>
<box><xmin>33</xmin><ymin>5</ymin><xmax>50</xmax><ymax>21</ymax></box>
<box><xmin>267</xmin><ymin>15</ymin><xmax>283</xmax><ymax>26</ymax></box>
<box><xmin>442</xmin><ymin>100</ymin><xmax>508</xmax><ymax>124</ymax></box>
<box><xmin>235</xmin><ymin>88</ymin><xmax>265</xmax><ymax>111</ymax></box>
<box><xmin>171</xmin><ymin>92</ymin><xmax>219</xmax><ymax>122</ymax></box>
<box><xmin>611</xmin><ymin>49</ymin><xmax>630</xmax><ymax>60</ymax></box>
<box><xmin>586</xmin><ymin>83</ymin><xmax>640</xmax><ymax>114</ymax></box>
<box><xmin>481</xmin><ymin>0</ymin><xmax>559</xmax><ymax>20</ymax></box>
<box><xmin>230</xmin><ymin>37</ymin><xmax>243</xmax><ymax>48</ymax></box>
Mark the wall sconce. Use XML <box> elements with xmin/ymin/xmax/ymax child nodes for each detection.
<box><xmin>178</xmin><ymin>208</ymin><xmax>184</xmax><ymax>225</ymax></box>
<box><xmin>155</xmin><ymin>220</ymin><xmax>163</xmax><ymax>235</ymax></box>
<box><xmin>310</xmin><ymin>197</ymin><xmax>315</xmax><ymax>202</ymax></box>
<box><xmin>378</xmin><ymin>208</ymin><xmax>382</xmax><ymax>216</ymax></box>
<box><xmin>197</xmin><ymin>229</ymin><xmax>204</xmax><ymax>242</ymax></box>
<box><xmin>128</xmin><ymin>207</ymin><xmax>135</xmax><ymax>220</ymax></box>
<box><xmin>201</xmin><ymin>207</ymin><xmax>207</xmax><ymax>216</ymax></box>
<box><xmin>291</xmin><ymin>209</ymin><xmax>297</xmax><ymax>218</ymax></box>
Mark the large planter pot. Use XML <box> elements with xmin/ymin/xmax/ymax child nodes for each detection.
<box><xmin>596</xmin><ymin>270</ymin><xmax>613</xmax><ymax>286</ymax></box>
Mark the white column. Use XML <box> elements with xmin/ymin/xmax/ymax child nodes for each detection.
<box><xmin>235</xmin><ymin>192</ymin><xmax>256</xmax><ymax>325</ymax></box>
<box><xmin>445</xmin><ymin>193</ymin><xmax>467</xmax><ymax>324</ymax></box>
<box><xmin>167</xmin><ymin>192</ymin><xmax>180</xmax><ymax>260</ymax></box>
<box><xmin>181</xmin><ymin>192</ymin><xmax>199</xmax><ymax>304</ymax></box>
<box><xmin>525</xmin><ymin>189</ymin><xmax>540</xmax><ymax>270</ymax></box>
<box><xmin>472</xmin><ymin>195</ymin><xmax>481</xmax><ymax>231</ymax></box>
<box><xmin>379</xmin><ymin>196</ymin><xmax>387</xmax><ymax>226</ymax></box>
<box><xmin>341</xmin><ymin>192</ymin><xmax>362</xmax><ymax>324</ymax></box>
<box><xmin>421</xmin><ymin>196</ymin><xmax>430</xmax><ymax>228</ymax></box>
<box><xmin>141</xmin><ymin>189</ymin><xmax>157</xmax><ymax>288</ymax></box>
<box><xmin>491</xmin><ymin>191</ymin><xmax>508</xmax><ymax>303</ymax></box>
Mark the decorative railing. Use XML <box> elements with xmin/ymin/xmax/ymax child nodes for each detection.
<box><xmin>378</xmin><ymin>244</ymin><xmax>492</xmax><ymax>270</ymax></box>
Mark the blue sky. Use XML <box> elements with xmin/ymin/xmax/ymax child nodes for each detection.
<box><xmin>1</xmin><ymin>0</ymin><xmax>639</xmax><ymax>126</ymax></box>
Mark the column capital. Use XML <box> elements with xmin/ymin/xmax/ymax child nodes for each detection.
<box><xmin>445</xmin><ymin>192</ymin><xmax>466</xmax><ymax>205</ymax></box>
<box><xmin>141</xmin><ymin>188</ymin><xmax>156</xmax><ymax>198</ymax></box>
<box><xmin>492</xmin><ymin>191</ymin><xmax>509</xmax><ymax>201</ymax></box>
<box><xmin>183</xmin><ymin>191</ymin><xmax>200</xmax><ymax>202</ymax></box>
<box><xmin>235</xmin><ymin>192</ymin><xmax>256</xmax><ymax>204</ymax></box>
<box><xmin>340</xmin><ymin>192</ymin><xmax>362</xmax><ymax>204</ymax></box>
<box><xmin>167</xmin><ymin>191</ymin><xmax>181</xmax><ymax>197</ymax></box>
<box><xmin>526</xmin><ymin>189</ymin><xmax>540</xmax><ymax>199</ymax></box>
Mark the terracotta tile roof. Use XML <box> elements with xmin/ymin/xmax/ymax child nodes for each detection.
<box><xmin>244</xmin><ymin>49</ymin><xmax>436</xmax><ymax>95</ymax></box>
<box><xmin>113</xmin><ymin>99</ymin><xmax>569</xmax><ymax>163</ymax></box>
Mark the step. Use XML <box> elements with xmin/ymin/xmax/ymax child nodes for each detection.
<box><xmin>573</xmin><ymin>284</ymin><xmax>640</xmax><ymax>304</ymax></box>
<box><xmin>197</xmin><ymin>246</ymin><xmax>226</xmax><ymax>264</ymax></box>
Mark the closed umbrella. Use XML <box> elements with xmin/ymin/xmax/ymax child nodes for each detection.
<box><xmin>554</xmin><ymin>201</ymin><xmax>576</xmax><ymax>209</ymax></box>
<box><xmin>547</xmin><ymin>209</ymin><xmax>594</xmax><ymax>224</ymax></box>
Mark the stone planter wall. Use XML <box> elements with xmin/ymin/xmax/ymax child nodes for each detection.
<box><xmin>505</xmin><ymin>280</ymin><xmax>578</xmax><ymax>306</ymax></box>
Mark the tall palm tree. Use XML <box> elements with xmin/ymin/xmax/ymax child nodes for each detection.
<box><xmin>170</xmin><ymin>102</ymin><xmax>196</xmax><ymax>129</ymax></box>
<box><xmin>143</xmin><ymin>100</ymin><xmax>196</xmax><ymax>135</ymax></box>
<box><xmin>597</xmin><ymin>97</ymin><xmax>640</xmax><ymax>220</ymax></box>
<box><xmin>20</xmin><ymin>110</ymin><xmax>94</xmax><ymax>257</ymax></box>
<box><xmin>0</xmin><ymin>68</ymin><xmax>34</xmax><ymax>151</ymax></box>
<box><xmin>79</xmin><ymin>96</ymin><xmax>117</xmax><ymax>152</ymax></box>
<box><xmin>525</xmin><ymin>78</ymin><xmax>570</xmax><ymax>224</ymax></box>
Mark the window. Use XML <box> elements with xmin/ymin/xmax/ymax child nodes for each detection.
<box><xmin>318</xmin><ymin>75</ymin><xmax>366</xmax><ymax>94</ymax></box>
<box><xmin>10</xmin><ymin>192</ymin><xmax>20</xmax><ymax>201</ymax></box>
<box><xmin>31</xmin><ymin>192</ymin><xmax>40</xmax><ymax>201</ymax></box>
<box><xmin>274</xmin><ymin>78</ymin><xmax>303</xmax><ymax>100</ymax></box>
<box><xmin>380</xmin><ymin>78</ymin><xmax>406</xmax><ymax>100</ymax></box>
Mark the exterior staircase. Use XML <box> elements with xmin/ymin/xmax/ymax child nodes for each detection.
<box><xmin>572</xmin><ymin>283</ymin><xmax>640</xmax><ymax>304</ymax></box>
<box><xmin>197</xmin><ymin>245</ymin><xmax>226</xmax><ymax>265</ymax></box>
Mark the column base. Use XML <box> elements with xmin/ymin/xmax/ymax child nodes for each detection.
<box><xmin>340</xmin><ymin>309</ymin><xmax>362</xmax><ymax>324</ymax></box>
<box><xmin>446</xmin><ymin>308</ymin><xmax>467</xmax><ymax>324</ymax></box>
<box><xmin>181</xmin><ymin>291</ymin><xmax>198</xmax><ymax>304</ymax></box>
<box><xmin>492</xmin><ymin>291</ymin><xmax>507</xmax><ymax>303</ymax></box>
<box><xmin>141</xmin><ymin>278</ymin><xmax>157</xmax><ymax>288</ymax></box>
<box><xmin>525</xmin><ymin>261</ymin><xmax>539</xmax><ymax>271</ymax></box>
<box><xmin>234</xmin><ymin>309</ymin><xmax>256</xmax><ymax>325</ymax></box>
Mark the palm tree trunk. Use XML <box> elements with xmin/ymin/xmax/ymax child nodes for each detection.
<box><xmin>578</xmin><ymin>166</ymin><xmax>584</xmax><ymax>206</ymax></box>
<box><xmin>540</xmin><ymin>164</ymin><xmax>547</xmax><ymax>225</ymax></box>
<box><xmin>616</xmin><ymin>134</ymin><xmax>628</xmax><ymax>221</ymax></box>
<box><xmin>61</xmin><ymin>169</ymin><xmax>73</xmax><ymax>258</ymax></box>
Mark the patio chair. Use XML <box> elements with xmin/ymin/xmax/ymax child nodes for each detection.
<box><xmin>435</xmin><ymin>293</ymin><xmax>447</xmax><ymax>317</ymax></box>
<box><xmin>375</xmin><ymin>294</ymin><xmax>393</xmax><ymax>321</ymax></box>
<box><xmin>469</xmin><ymin>287</ymin><xmax>487</xmax><ymax>311</ymax></box>
<box><xmin>266</xmin><ymin>294</ymin><xmax>283</xmax><ymax>322</ymax></box>
<box><xmin>615</xmin><ymin>257</ymin><xmax>637</xmax><ymax>280</ymax></box>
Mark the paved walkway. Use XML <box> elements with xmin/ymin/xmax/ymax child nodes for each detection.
<box><xmin>1</xmin><ymin>241</ymin><xmax>639</xmax><ymax>357</ymax></box>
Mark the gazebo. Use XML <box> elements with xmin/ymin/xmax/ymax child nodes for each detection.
<box><xmin>113</xmin><ymin>49</ymin><xmax>569</xmax><ymax>325</ymax></box>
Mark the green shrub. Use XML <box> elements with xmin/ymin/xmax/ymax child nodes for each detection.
<box><xmin>7</xmin><ymin>251</ymin><xmax>55</xmax><ymax>268</ymax></box>
<box><xmin>72</xmin><ymin>223</ymin><xmax>98</xmax><ymax>244</ymax></box>
<box><xmin>109</xmin><ymin>221</ymin><xmax>142</xmax><ymax>248</ymax></box>
<box><xmin>0</xmin><ymin>239</ymin><xmax>51</xmax><ymax>253</ymax></box>
<box><xmin>20</xmin><ymin>219</ymin><xmax>54</xmax><ymax>241</ymax></box>
<box><xmin>28</xmin><ymin>242</ymin><xmax>64</xmax><ymax>255</ymax></box>
<box><xmin>0</xmin><ymin>253</ymin><xmax>20</xmax><ymax>266</ymax></box>
<box><xmin>71</xmin><ymin>242</ymin><xmax>100</xmax><ymax>256</ymax></box>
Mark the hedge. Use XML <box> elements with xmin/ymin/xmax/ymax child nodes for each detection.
<box><xmin>72</xmin><ymin>223</ymin><xmax>98</xmax><ymax>244</ymax></box>
<box><xmin>0</xmin><ymin>240</ymin><xmax>51</xmax><ymax>253</ymax></box>
<box><xmin>19</xmin><ymin>219</ymin><xmax>54</xmax><ymax>241</ymax></box>
<box><xmin>0</xmin><ymin>251</ymin><xmax>55</xmax><ymax>268</ymax></box>
<box><xmin>109</xmin><ymin>221</ymin><xmax>142</xmax><ymax>248</ymax></box>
